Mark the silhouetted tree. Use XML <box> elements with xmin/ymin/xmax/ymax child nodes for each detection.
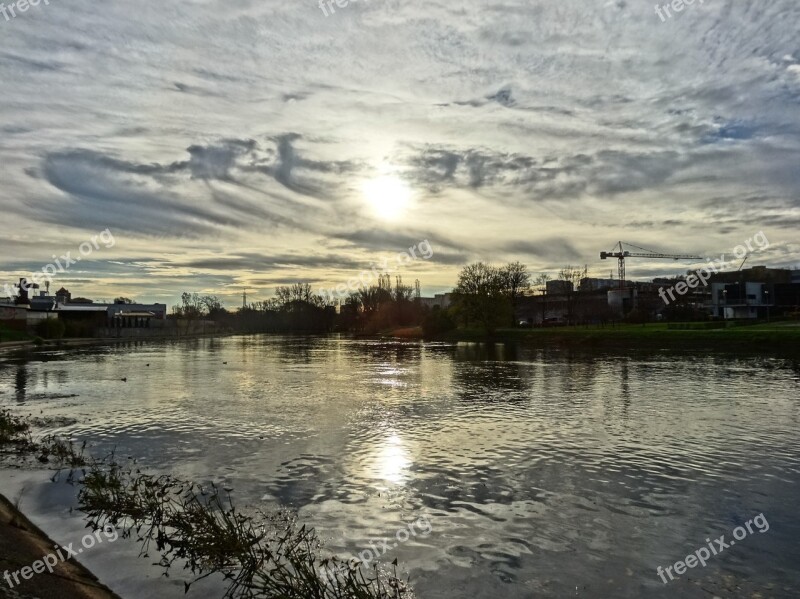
<box><xmin>452</xmin><ymin>262</ymin><xmax>511</xmax><ymax>334</ymax></box>
<box><xmin>500</xmin><ymin>262</ymin><xmax>531</xmax><ymax>325</ymax></box>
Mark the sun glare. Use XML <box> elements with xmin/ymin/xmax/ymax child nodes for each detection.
<box><xmin>362</xmin><ymin>174</ymin><xmax>412</xmax><ymax>220</ymax></box>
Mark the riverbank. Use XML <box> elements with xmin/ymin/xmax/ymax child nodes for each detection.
<box><xmin>0</xmin><ymin>494</ymin><xmax>120</xmax><ymax>599</ymax></box>
<box><xmin>431</xmin><ymin>321</ymin><xmax>800</xmax><ymax>352</ymax></box>
<box><xmin>0</xmin><ymin>332</ymin><xmax>233</xmax><ymax>356</ymax></box>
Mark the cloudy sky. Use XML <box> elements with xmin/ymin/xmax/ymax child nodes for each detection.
<box><xmin>2</xmin><ymin>0</ymin><xmax>799</xmax><ymax>306</ymax></box>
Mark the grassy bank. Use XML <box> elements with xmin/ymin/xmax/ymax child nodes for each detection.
<box><xmin>433</xmin><ymin>321</ymin><xmax>800</xmax><ymax>352</ymax></box>
<box><xmin>0</xmin><ymin>324</ymin><xmax>33</xmax><ymax>344</ymax></box>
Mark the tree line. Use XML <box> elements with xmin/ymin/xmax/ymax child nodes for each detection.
<box><xmin>169</xmin><ymin>262</ymin><xmax>540</xmax><ymax>336</ymax></box>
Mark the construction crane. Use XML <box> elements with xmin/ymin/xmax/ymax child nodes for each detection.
<box><xmin>600</xmin><ymin>242</ymin><xmax>703</xmax><ymax>289</ymax></box>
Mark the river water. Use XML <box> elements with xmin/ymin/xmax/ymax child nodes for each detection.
<box><xmin>1</xmin><ymin>335</ymin><xmax>799</xmax><ymax>598</ymax></box>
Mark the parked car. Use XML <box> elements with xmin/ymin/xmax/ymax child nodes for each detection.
<box><xmin>541</xmin><ymin>317</ymin><xmax>567</xmax><ymax>327</ymax></box>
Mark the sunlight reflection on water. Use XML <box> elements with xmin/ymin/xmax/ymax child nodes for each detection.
<box><xmin>1</xmin><ymin>336</ymin><xmax>799</xmax><ymax>599</ymax></box>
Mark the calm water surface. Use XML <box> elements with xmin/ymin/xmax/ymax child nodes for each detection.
<box><xmin>1</xmin><ymin>335</ymin><xmax>799</xmax><ymax>598</ymax></box>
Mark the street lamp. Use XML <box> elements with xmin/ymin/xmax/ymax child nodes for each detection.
<box><xmin>765</xmin><ymin>289</ymin><xmax>770</xmax><ymax>323</ymax></box>
<box><xmin>722</xmin><ymin>289</ymin><xmax>728</xmax><ymax>319</ymax></box>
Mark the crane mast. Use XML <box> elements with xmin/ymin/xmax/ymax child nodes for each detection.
<box><xmin>600</xmin><ymin>241</ymin><xmax>703</xmax><ymax>290</ymax></box>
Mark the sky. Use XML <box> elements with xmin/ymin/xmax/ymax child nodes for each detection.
<box><xmin>1</xmin><ymin>0</ymin><xmax>799</xmax><ymax>307</ymax></box>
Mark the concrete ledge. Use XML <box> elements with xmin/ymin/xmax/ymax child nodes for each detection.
<box><xmin>0</xmin><ymin>494</ymin><xmax>121</xmax><ymax>599</ymax></box>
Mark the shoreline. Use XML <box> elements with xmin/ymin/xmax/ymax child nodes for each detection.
<box><xmin>3</xmin><ymin>324</ymin><xmax>799</xmax><ymax>358</ymax></box>
<box><xmin>0</xmin><ymin>332</ymin><xmax>232</xmax><ymax>356</ymax></box>
<box><xmin>0</xmin><ymin>493</ymin><xmax>121</xmax><ymax>599</ymax></box>
<box><xmin>421</xmin><ymin>322</ymin><xmax>800</xmax><ymax>353</ymax></box>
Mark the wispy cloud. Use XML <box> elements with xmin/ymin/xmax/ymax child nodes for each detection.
<box><xmin>1</xmin><ymin>0</ymin><xmax>799</xmax><ymax>303</ymax></box>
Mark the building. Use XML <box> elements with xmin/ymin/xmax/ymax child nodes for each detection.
<box><xmin>579</xmin><ymin>277</ymin><xmax>621</xmax><ymax>292</ymax></box>
<box><xmin>55</xmin><ymin>287</ymin><xmax>71</xmax><ymax>303</ymax></box>
<box><xmin>0</xmin><ymin>303</ymin><xmax>29</xmax><ymax>332</ymax></box>
<box><xmin>516</xmin><ymin>288</ymin><xmax>614</xmax><ymax>325</ymax></box>
<box><xmin>419</xmin><ymin>293</ymin><xmax>452</xmax><ymax>310</ymax></box>
<box><xmin>706</xmin><ymin>267</ymin><xmax>800</xmax><ymax>319</ymax></box>
<box><xmin>546</xmin><ymin>280</ymin><xmax>573</xmax><ymax>295</ymax></box>
<box><xmin>30</xmin><ymin>291</ymin><xmax>57</xmax><ymax>312</ymax></box>
<box><xmin>2</xmin><ymin>285</ymin><xmax>168</xmax><ymax>335</ymax></box>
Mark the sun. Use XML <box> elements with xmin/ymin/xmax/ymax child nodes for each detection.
<box><xmin>362</xmin><ymin>174</ymin><xmax>412</xmax><ymax>220</ymax></box>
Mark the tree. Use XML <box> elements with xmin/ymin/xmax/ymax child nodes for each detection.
<box><xmin>175</xmin><ymin>292</ymin><xmax>204</xmax><ymax>320</ymax></box>
<box><xmin>452</xmin><ymin>262</ymin><xmax>511</xmax><ymax>334</ymax></box>
<box><xmin>114</xmin><ymin>297</ymin><xmax>134</xmax><ymax>304</ymax></box>
<box><xmin>500</xmin><ymin>262</ymin><xmax>531</xmax><ymax>326</ymax></box>
<box><xmin>275</xmin><ymin>283</ymin><xmax>326</xmax><ymax>309</ymax></box>
<box><xmin>534</xmin><ymin>273</ymin><xmax>551</xmax><ymax>323</ymax></box>
<box><xmin>557</xmin><ymin>266</ymin><xmax>584</xmax><ymax>325</ymax></box>
<box><xmin>200</xmin><ymin>295</ymin><xmax>224</xmax><ymax>316</ymax></box>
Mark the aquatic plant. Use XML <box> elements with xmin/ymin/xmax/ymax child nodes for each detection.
<box><xmin>1</xmin><ymin>408</ymin><xmax>416</xmax><ymax>598</ymax></box>
<box><xmin>37</xmin><ymin>434</ymin><xmax>87</xmax><ymax>467</ymax></box>
<box><xmin>1</xmin><ymin>409</ymin><xmax>88</xmax><ymax>467</ymax></box>
<box><xmin>0</xmin><ymin>408</ymin><xmax>30</xmax><ymax>447</ymax></box>
<box><xmin>79</xmin><ymin>456</ymin><xmax>415</xmax><ymax>598</ymax></box>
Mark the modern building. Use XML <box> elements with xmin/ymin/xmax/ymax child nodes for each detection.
<box><xmin>579</xmin><ymin>277</ymin><xmax>621</xmax><ymax>292</ymax></box>
<box><xmin>516</xmin><ymin>289</ymin><xmax>614</xmax><ymax>325</ymax></box>
<box><xmin>707</xmin><ymin>268</ymin><xmax>800</xmax><ymax>319</ymax></box>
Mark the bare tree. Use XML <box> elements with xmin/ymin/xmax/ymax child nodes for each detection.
<box><xmin>452</xmin><ymin>262</ymin><xmax>510</xmax><ymax>334</ymax></box>
<box><xmin>178</xmin><ymin>292</ymin><xmax>204</xmax><ymax>320</ymax></box>
<box><xmin>274</xmin><ymin>283</ymin><xmax>325</xmax><ymax>309</ymax></box>
<box><xmin>500</xmin><ymin>262</ymin><xmax>531</xmax><ymax>325</ymax></box>
<box><xmin>558</xmin><ymin>266</ymin><xmax>584</xmax><ymax>325</ymax></box>
<box><xmin>200</xmin><ymin>295</ymin><xmax>223</xmax><ymax>315</ymax></box>
<box><xmin>534</xmin><ymin>273</ymin><xmax>552</xmax><ymax>323</ymax></box>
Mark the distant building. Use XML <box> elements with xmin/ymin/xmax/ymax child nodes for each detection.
<box><xmin>546</xmin><ymin>280</ymin><xmax>573</xmax><ymax>295</ymax></box>
<box><xmin>419</xmin><ymin>293</ymin><xmax>452</xmax><ymax>310</ymax></box>
<box><xmin>516</xmin><ymin>288</ymin><xmax>613</xmax><ymax>325</ymax></box>
<box><xmin>707</xmin><ymin>268</ymin><xmax>800</xmax><ymax>319</ymax></box>
<box><xmin>55</xmin><ymin>287</ymin><xmax>71</xmax><ymax>303</ymax></box>
<box><xmin>579</xmin><ymin>277</ymin><xmax>618</xmax><ymax>292</ymax></box>
<box><xmin>30</xmin><ymin>291</ymin><xmax>57</xmax><ymax>312</ymax></box>
<box><xmin>106</xmin><ymin>302</ymin><xmax>167</xmax><ymax>321</ymax></box>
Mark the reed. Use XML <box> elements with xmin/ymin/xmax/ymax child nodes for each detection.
<box><xmin>79</xmin><ymin>456</ymin><xmax>415</xmax><ymax>598</ymax></box>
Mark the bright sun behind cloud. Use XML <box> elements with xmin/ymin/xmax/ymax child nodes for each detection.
<box><xmin>362</xmin><ymin>174</ymin><xmax>412</xmax><ymax>220</ymax></box>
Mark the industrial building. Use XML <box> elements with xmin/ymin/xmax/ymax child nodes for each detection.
<box><xmin>0</xmin><ymin>282</ymin><xmax>167</xmax><ymax>336</ymax></box>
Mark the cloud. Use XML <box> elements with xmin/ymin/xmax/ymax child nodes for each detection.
<box><xmin>1</xmin><ymin>0</ymin><xmax>799</xmax><ymax>303</ymax></box>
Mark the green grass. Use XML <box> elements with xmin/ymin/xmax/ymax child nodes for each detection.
<box><xmin>0</xmin><ymin>325</ymin><xmax>33</xmax><ymax>343</ymax></box>
<box><xmin>435</xmin><ymin>321</ymin><xmax>800</xmax><ymax>352</ymax></box>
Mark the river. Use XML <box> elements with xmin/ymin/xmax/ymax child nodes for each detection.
<box><xmin>1</xmin><ymin>335</ymin><xmax>799</xmax><ymax>598</ymax></box>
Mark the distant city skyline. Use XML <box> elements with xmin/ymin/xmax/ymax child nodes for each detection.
<box><xmin>2</xmin><ymin>1</ymin><xmax>799</xmax><ymax>307</ymax></box>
